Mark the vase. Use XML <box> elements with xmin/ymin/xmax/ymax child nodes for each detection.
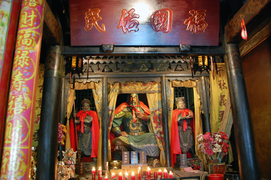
<box><xmin>208</xmin><ymin>174</ymin><xmax>224</xmax><ymax>180</ymax></box>
<box><xmin>208</xmin><ymin>159</ymin><xmax>226</xmax><ymax>174</ymax></box>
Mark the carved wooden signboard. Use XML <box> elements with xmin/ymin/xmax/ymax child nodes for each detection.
<box><xmin>122</xmin><ymin>151</ymin><xmax>130</xmax><ymax>165</ymax></box>
<box><xmin>131</xmin><ymin>151</ymin><xmax>138</xmax><ymax>165</ymax></box>
<box><xmin>139</xmin><ymin>151</ymin><xmax>147</xmax><ymax>164</ymax></box>
<box><xmin>70</xmin><ymin>0</ymin><xmax>219</xmax><ymax>46</ymax></box>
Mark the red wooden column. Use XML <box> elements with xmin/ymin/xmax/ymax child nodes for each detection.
<box><xmin>0</xmin><ymin>0</ymin><xmax>45</xmax><ymax>179</ymax></box>
<box><xmin>0</xmin><ymin>1</ymin><xmax>21</xmax><ymax>164</ymax></box>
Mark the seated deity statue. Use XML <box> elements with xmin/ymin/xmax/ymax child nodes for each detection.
<box><xmin>111</xmin><ymin>93</ymin><xmax>160</xmax><ymax>167</ymax></box>
<box><xmin>171</xmin><ymin>97</ymin><xmax>195</xmax><ymax>167</ymax></box>
<box><xmin>73</xmin><ymin>98</ymin><xmax>99</xmax><ymax>161</ymax></box>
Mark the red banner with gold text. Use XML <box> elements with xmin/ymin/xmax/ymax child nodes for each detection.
<box><xmin>0</xmin><ymin>0</ymin><xmax>44</xmax><ymax>179</ymax></box>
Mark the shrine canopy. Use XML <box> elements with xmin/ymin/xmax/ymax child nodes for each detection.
<box><xmin>69</xmin><ymin>0</ymin><xmax>220</xmax><ymax>46</ymax></box>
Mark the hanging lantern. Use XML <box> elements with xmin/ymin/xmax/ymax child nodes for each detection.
<box><xmin>71</xmin><ymin>56</ymin><xmax>77</xmax><ymax>71</ymax></box>
<box><xmin>65</xmin><ymin>56</ymin><xmax>83</xmax><ymax>84</ymax></box>
<box><xmin>198</xmin><ymin>56</ymin><xmax>203</xmax><ymax>66</ymax></box>
<box><xmin>68</xmin><ymin>56</ymin><xmax>83</xmax><ymax>75</ymax></box>
<box><xmin>241</xmin><ymin>18</ymin><xmax>247</xmax><ymax>40</ymax></box>
<box><xmin>204</xmin><ymin>55</ymin><xmax>208</xmax><ymax>66</ymax></box>
<box><xmin>193</xmin><ymin>55</ymin><xmax>210</xmax><ymax>75</ymax></box>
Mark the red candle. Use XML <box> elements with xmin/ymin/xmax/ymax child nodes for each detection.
<box><xmin>104</xmin><ymin>175</ymin><xmax>108</xmax><ymax>180</ymax></box>
<box><xmin>147</xmin><ymin>167</ymin><xmax>151</xmax><ymax>179</ymax></box>
<box><xmin>158</xmin><ymin>169</ymin><xmax>162</xmax><ymax>179</ymax></box>
<box><xmin>131</xmin><ymin>171</ymin><xmax>135</xmax><ymax>180</ymax></box>
<box><xmin>154</xmin><ymin>172</ymin><xmax>158</xmax><ymax>179</ymax></box>
<box><xmin>119</xmin><ymin>172</ymin><xmax>123</xmax><ymax>180</ymax></box>
<box><xmin>112</xmin><ymin>172</ymin><xmax>116</xmax><ymax>180</ymax></box>
<box><xmin>98</xmin><ymin>167</ymin><xmax>102</xmax><ymax>180</ymax></box>
<box><xmin>169</xmin><ymin>171</ymin><xmax>173</xmax><ymax>178</ymax></box>
<box><xmin>125</xmin><ymin>172</ymin><xmax>129</xmax><ymax>180</ymax></box>
<box><xmin>138</xmin><ymin>167</ymin><xmax>141</xmax><ymax>180</ymax></box>
<box><xmin>92</xmin><ymin>167</ymin><xmax>96</xmax><ymax>180</ymax></box>
<box><xmin>164</xmin><ymin>169</ymin><xmax>168</xmax><ymax>179</ymax></box>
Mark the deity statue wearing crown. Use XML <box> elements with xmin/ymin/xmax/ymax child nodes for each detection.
<box><xmin>71</xmin><ymin>98</ymin><xmax>100</xmax><ymax>161</ymax></box>
<box><xmin>171</xmin><ymin>97</ymin><xmax>195</xmax><ymax>167</ymax></box>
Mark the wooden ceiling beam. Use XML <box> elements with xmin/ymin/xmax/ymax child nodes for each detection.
<box><xmin>61</xmin><ymin>46</ymin><xmax>225</xmax><ymax>56</ymax></box>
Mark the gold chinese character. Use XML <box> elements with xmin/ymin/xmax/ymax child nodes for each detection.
<box><xmin>84</xmin><ymin>8</ymin><xmax>106</xmax><ymax>33</ymax></box>
<box><xmin>21</xmin><ymin>10</ymin><xmax>37</xmax><ymax>28</ymax></box>
<box><xmin>14</xmin><ymin>50</ymin><xmax>31</xmax><ymax>69</ymax></box>
<box><xmin>116</xmin><ymin>8</ymin><xmax>139</xmax><ymax>34</ymax></box>
<box><xmin>184</xmin><ymin>9</ymin><xmax>208</xmax><ymax>34</ymax></box>
<box><xmin>14</xmin><ymin>95</ymin><xmax>24</xmax><ymax>114</ymax></box>
<box><xmin>11</xmin><ymin>70</ymin><xmax>25</xmax><ymax>91</ymax></box>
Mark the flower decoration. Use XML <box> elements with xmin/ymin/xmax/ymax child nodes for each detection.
<box><xmin>197</xmin><ymin>132</ymin><xmax>229</xmax><ymax>162</ymax></box>
<box><xmin>188</xmin><ymin>158</ymin><xmax>202</xmax><ymax>170</ymax></box>
<box><xmin>58</xmin><ymin>123</ymin><xmax>67</xmax><ymax>145</ymax></box>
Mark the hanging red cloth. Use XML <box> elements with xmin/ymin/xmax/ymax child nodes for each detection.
<box><xmin>171</xmin><ymin>109</ymin><xmax>194</xmax><ymax>167</ymax></box>
<box><xmin>70</xmin><ymin>118</ymin><xmax>76</xmax><ymax>151</ymax></box>
<box><xmin>70</xmin><ymin>110</ymin><xmax>100</xmax><ymax>158</ymax></box>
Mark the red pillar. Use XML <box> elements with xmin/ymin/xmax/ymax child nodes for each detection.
<box><xmin>0</xmin><ymin>0</ymin><xmax>44</xmax><ymax>179</ymax></box>
<box><xmin>0</xmin><ymin>1</ymin><xmax>21</xmax><ymax>165</ymax></box>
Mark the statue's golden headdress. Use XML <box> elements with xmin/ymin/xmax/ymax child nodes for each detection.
<box><xmin>130</xmin><ymin>93</ymin><xmax>138</xmax><ymax>97</ymax></box>
<box><xmin>175</xmin><ymin>97</ymin><xmax>185</xmax><ymax>103</ymax></box>
<box><xmin>81</xmin><ymin>98</ymin><xmax>91</xmax><ymax>106</ymax></box>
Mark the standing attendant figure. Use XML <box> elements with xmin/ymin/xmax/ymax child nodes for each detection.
<box><xmin>171</xmin><ymin>97</ymin><xmax>194</xmax><ymax>167</ymax></box>
<box><xmin>74</xmin><ymin>98</ymin><xmax>99</xmax><ymax>161</ymax></box>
